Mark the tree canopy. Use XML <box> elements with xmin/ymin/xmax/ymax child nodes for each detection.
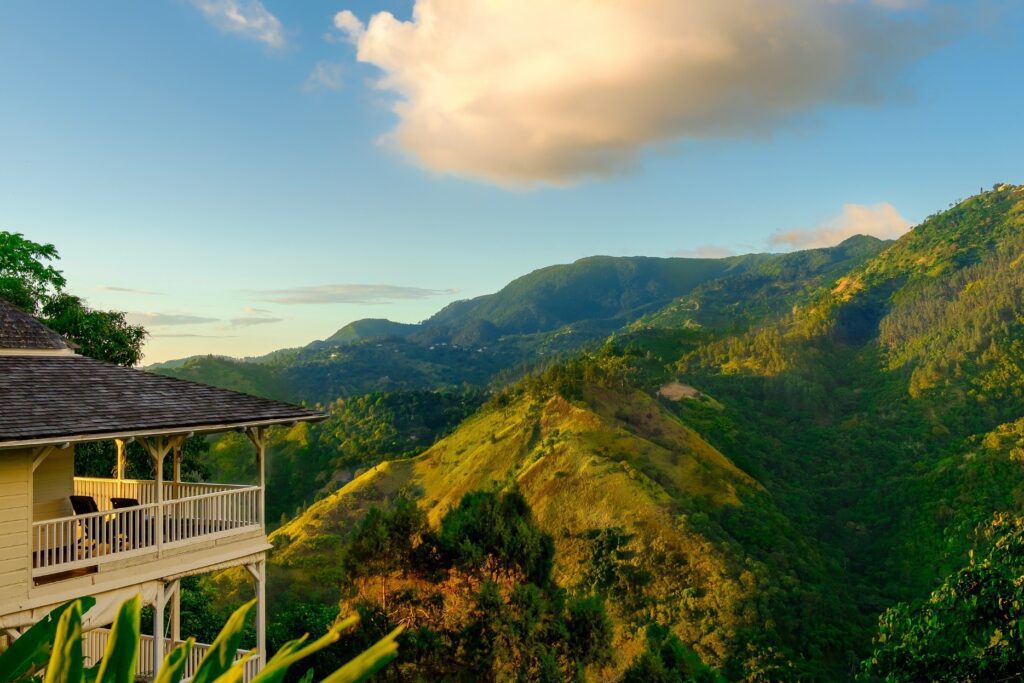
<box><xmin>0</xmin><ymin>230</ymin><xmax>146</xmax><ymax>366</ymax></box>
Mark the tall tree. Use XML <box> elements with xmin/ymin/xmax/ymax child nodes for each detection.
<box><xmin>0</xmin><ymin>230</ymin><xmax>146</xmax><ymax>366</ymax></box>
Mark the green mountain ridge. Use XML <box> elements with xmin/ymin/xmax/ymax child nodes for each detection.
<box><xmin>197</xmin><ymin>183</ymin><xmax>1024</xmax><ymax>680</ymax></box>
<box><xmin>151</xmin><ymin>238</ymin><xmax>889</xmax><ymax>404</ymax></box>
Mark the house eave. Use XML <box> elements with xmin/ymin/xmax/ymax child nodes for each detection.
<box><xmin>0</xmin><ymin>413</ymin><xmax>328</xmax><ymax>450</ymax></box>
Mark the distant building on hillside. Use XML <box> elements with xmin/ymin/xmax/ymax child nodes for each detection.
<box><xmin>0</xmin><ymin>299</ymin><xmax>325</xmax><ymax>679</ymax></box>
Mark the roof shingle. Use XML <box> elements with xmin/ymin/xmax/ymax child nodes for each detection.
<box><xmin>0</xmin><ymin>299</ymin><xmax>71</xmax><ymax>350</ymax></box>
<box><xmin>0</xmin><ymin>355</ymin><xmax>323</xmax><ymax>444</ymax></box>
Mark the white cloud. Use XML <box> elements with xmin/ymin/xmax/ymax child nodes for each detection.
<box><xmin>333</xmin><ymin>10</ymin><xmax>365</xmax><ymax>41</ymax></box>
<box><xmin>256</xmin><ymin>283</ymin><xmax>457</xmax><ymax>304</ymax></box>
<box><xmin>304</xmin><ymin>62</ymin><xmax>345</xmax><ymax>92</ymax></box>
<box><xmin>335</xmin><ymin>0</ymin><xmax>932</xmax><ymax>186</ymax></box>
<box><xmin>191</xmin><ymin>0</ymin><xmax>286</xmax><ymax>49</ymax></box>
<box><xmin>769</xmin><ymin>203</ymin><xmax>913</xmax><ymax>250</ymax></box>
<box><xmin>127</xmin><ymin>312</ymin><xmax>219</xmax><ymax>326</ymax></box>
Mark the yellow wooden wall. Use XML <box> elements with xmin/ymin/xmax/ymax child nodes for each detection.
<box><xmin>0</xmin><ymin>448</ymin><xmax>32</xmax><ymax>608</ymax></box>
<box><xmin>32</xmin><ymin>446</ymin><xmax>74</xmax><ymax>521</ymax></box>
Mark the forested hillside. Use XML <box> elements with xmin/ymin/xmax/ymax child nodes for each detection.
<box><xmin>173</xmin><ymin>184</ymin><xmax>1024</xmax><ymax>680</ymax></box>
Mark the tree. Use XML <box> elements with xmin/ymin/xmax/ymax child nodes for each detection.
<box><xmin>623</xmin><ymin>624</ymin><xmax>723</xmax><ymax>683</ymax></box>
<box><xmin>863</xmin><ymin>514</ymin><xmax>1024</xmax><ymax>682</ymax></box>
<box><xmin>564</xmin><ymin>594</ymin><xmax>614</xmax><ymax>668</ymax></box>
<box><xmin>345</xmin><ymin>496</ymin><xmax>427</xmax><ymax>610</ymax></box>
<box><xmin>0</xmin><ymin>230</ymin><xmax>146</xmax><ymax>366</ymax></box>
<box><xmin>0</xmin><ymin>231</ymin><xmax>64</xmax><ymax>312</ymax></box>
<box><xmin>42</xmin><ymin>292</ymin><xmax>146</xmax><ymax>367</ymax></box>
<box><xmin>435</xmin><ymin>488</ymin><xmax>555</xmax><ymax>584</ymax></box>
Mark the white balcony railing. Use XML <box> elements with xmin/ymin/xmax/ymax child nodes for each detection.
<box><xmin>73</xmin><ymin>477</ymin><xmax>249</xmax><ymax>511</ymax></box>
<box><xmin>32</xmin><ymin>481</ymin><xmax>261</xmax><ymax>578</ymax></box>
<box><xmin>83</xmin><ymin>628</ymin><xmax>259</xmax><ymax>681</ymax></box>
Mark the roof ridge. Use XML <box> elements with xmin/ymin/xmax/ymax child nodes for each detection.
<box><xmin>0</xmin><ymin>298</ymin><xmax>72</xmax><ymax>351</ymax></box>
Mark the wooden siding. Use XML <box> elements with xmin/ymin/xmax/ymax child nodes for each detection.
<box><xmin>32</xmin><ymin>446</ymin><xmax>73</xmax><ymax>521</ymax></box>
<box><xmin>0</xmin><ymin>449</ymin><xmax>31</xmax><ymax>607</ymax></box>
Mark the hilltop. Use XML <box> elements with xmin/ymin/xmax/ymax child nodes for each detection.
<box><xmin>259</xmin><ymin>381</ymin><xmax>849</xmax><ymax>679</ymax></box>
<box><xmin>152</xmin><ymin>240</ymin><xmax>887</xmax><ymax>403</ymax></box>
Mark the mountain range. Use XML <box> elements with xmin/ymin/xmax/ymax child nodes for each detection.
<box><xmin>153</xmin><ymin>234</ymin><xmax>887</xmax><ymax>403</ymax></box>
<box><xmin>171</xmin><ymin>183</ymin><xmax>1024</xmax><ymax>680</ymax></box>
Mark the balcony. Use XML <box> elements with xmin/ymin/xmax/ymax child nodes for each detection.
<box><xmin>32</xmin><ymin>477</ymin><xmax>261</xmax><ymax>581</ymax></box>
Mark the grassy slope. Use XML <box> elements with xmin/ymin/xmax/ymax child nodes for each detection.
<box><xmin>260</xmin><ymin>383</ymin><xmax>847</xmax><ymax>677</ymax></box>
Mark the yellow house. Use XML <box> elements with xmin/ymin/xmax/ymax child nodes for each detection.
<box><xmin>0</xmin><ymin>300</ymin><xmax>325</xmax><ymax>678</ymax></box>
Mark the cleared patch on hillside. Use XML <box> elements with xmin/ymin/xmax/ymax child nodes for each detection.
<box><xmin>658</xmin><ymin>381</ymin><xmax>701</xmax><ymax>401</ymax></box>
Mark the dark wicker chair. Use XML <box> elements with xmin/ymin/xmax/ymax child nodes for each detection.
<box><xmin>68</xmin><ymin>495</ymin><xmax>101</xmax><ymax>558</ymax></box>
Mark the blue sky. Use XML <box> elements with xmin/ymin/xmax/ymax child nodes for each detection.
<box><xmin>1</xmin><ymin>1</ymin><xmax>1022</xmax><ymax>363</ymax></box>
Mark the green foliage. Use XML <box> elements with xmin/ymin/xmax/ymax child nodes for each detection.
<box><xmin>623</xmin><ymin>624</ymin><xmax>723</xmax><ymax>683</ymax></box>
<box><xmin>0</xmin><ymin>230</ymin><xmax>146</xmax><ymax>366</ymax></box>
<box><xmin>0</xmin><ymin>231</ymin><xmax>65</xmax><ymax>312</ymax></box>
<box><xmin>320</xmin><ymin>489</ymin><xmax>612</xmax><ymax>681</ymax></box>
<box><xmin>0</xmin><ymin>595</ymin><xmax>400</xmax><ymax>683</ymax></box>
<box><xmin>434</xmin><ymin>488</ymin><xmax>555</xmax><ymax>585</ymax></box>
<box><xmin>0</xmin><ymin>598</ymin><xmax>95</xmax><ymax>680</ymax></box>
<box><xmin>41</xmin><ymin>293</ymin><xmax>146</xmax><ymax>367</ymax></box>
<box><xmin>864</xmin><ymin>514</ymin><xmax>1024</xmax><ymax>682</ymax></box>
<box><xmin>345</xmin><ymin>495</ymin><xmax>427</xmax><ymax>605</ymax></box>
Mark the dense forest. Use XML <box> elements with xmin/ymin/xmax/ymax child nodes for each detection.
<box><xmin>7</xmin><ymin>183</ymin><xmax>1024</xmax><ymax>680</ymax></box>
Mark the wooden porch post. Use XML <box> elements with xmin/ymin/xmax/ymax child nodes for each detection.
<box><xmin>114</xmin><ymin>439</ymin><xmax>125</xmax><ymax>498</ymax></box>
<box><xmin>153</xmin><ymin>581</ymin><xmax>166</xmax><ymax>674</ymax></box>
<box><xmin>245</xmin><ymin>427</ymin><xmax>266</xmax><ymax>530</ymax></box>
<box><xmin>246</xmin><ymin>559</ymin><xmax>267</xmax><ymax>670</ymax></box>
<box><xmin>169</xmin><ymin>578</ymin><xmax>181</xmax><ymax>643</ymax></box>
<box><xmin>140</xmin><ymin>436</ymin><xmax>175</xmax><ymax>554</ymax></box>
<box><xmin>172</xmin><ymin>443</ymin><xmax>181</xmax><ymax>501</ymax></box>
<box><xmin>154</xmin><ymin>439</ymin><xmax>164</xmax><ymax>553</ymax></box>
<box><xmin>244</xmin><ymin>428</ymin><xmax>268</xmax><ymax>671</ymax></box>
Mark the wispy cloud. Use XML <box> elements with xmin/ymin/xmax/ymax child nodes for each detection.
<box><xmin>673</xmin><ymin>245</ymin><xmax>736</xmax><ymax>259</ymax></box>
<box><xmin>153</xmin><ymin>333</ymin><xmax>237</xmax><ymax>338</ymax></box>
<box><xmin>230</xmin><ymin>316</ymin><xmax>284</xmax><ymax>327</ymax></box>
<box><xmin>769</xmin><ymin>203</ymin><xmax>913</xmax><ymax>250</ymax></box>
<box><xmin>256</xmin><ymin>283</ymin><xmax>458</xmax><ymax>305</ymax></box>
<box><xmin>243</xmin><ymin>306</ymin><xmax>273</xmax><ymax>315</ymax></box>
<box><xmin>97</xmin><ymin>285</ymin><xmax>164</xmax><ymax>295</ymax></box>
<box><xmin>335</xmin><ymin>0</ymin><xmax>937</xmax><ymax>186</ymax></box>
<box><xmin>191</xmin><ymin>0</ymin><xmax>286</xmax><ymax>49</ymax></box>
<box><xmin>127</xmin><ymin>312</ymin><xmax>220</xmax><ymax>326</ymax></box>
<box><xmin>304</xmin><ymin>62</ymin><xmax>345</xmax><ymax>93</ymax></box>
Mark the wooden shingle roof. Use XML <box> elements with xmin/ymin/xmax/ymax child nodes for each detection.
<box><xmin>0</xmin><ymin>355</ymin><xmax>324</xmax><ymax>446</ymax></box>
<box><xmin>0</xmin><ymin>299</ymin><xmax>71</xmax><ymax>350</ymax></box>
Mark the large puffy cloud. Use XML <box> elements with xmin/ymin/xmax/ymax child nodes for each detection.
<box><xmin>769</xmin><ymin>202</ymin><xmax>913</xmax><ymax>249</ymax></box>
<box><xmin>336</xmin><ymin>0</ymin><xmax>932</xmax><ymax>186</ymax></box>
